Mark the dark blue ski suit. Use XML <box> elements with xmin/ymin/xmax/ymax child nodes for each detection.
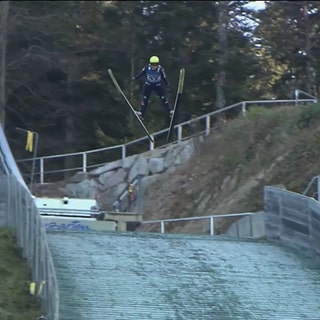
<box><xmin>133</xmin><ymin>64</ymin><xmax>172</xmax><ymax>118</ymax></box>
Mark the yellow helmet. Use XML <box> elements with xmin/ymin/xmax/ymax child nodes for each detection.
<box><xmin>149</xmin><ymin>56</ymin><xmax>160</xmax><ymax>64</ymax></box>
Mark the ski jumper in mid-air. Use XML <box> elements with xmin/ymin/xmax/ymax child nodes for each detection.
<box><xmin>133</xmin><ymin>55</ymin><xmax>173</xmax><ymax>120</ymax></box>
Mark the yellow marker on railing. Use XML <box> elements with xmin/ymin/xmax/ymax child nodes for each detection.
<box><xmin>25</xmin><ymin>130</ymin><xmax>34</xmax><ymax>152</ymax></box>
<box><xmin>29</xmin><ymin>282</ymin><xmax>36</xmax><ymax>295</ymax></box>
<box><xmin>29</xmin><ymin>280</ymin><xmax>46</xmax><ymax>296</ymax></box>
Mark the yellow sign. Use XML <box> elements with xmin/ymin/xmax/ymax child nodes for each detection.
<box><xmin>128</xmin><ymin>184</ymin><xmax>134</xmax><ymax>193</ymax></box>
<box><xmin>25</xmin><ymin>131</ymin><xmax>33</xmax><ymax>152</ymax></box>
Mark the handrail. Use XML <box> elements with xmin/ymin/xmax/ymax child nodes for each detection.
<box><xmin>141</xmin><ymin>212</ymin><xmax>256</xmax><ymax>236</ymax></box>
<box><xmin>294</xmin><ymin>89</ymin><xmax>318</xmax><ymax>101</ymax></box>
<box><xmin>303</xmin><ymin>175</ymin><xmax>320</xmax><ymax>201</ymax></box>
<box><xmin>16</xmin><ymin>90</ymin><xmax>317</xmax><ymax>184</ymax></box>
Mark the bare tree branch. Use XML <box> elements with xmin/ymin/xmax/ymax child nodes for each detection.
<box><xmin>6</xmin><ymin>79</ymin><xmax>74</xmax><ymax>114</ymax></box>
<box><xmin>6</xmin><ymin>105</ymin><xmax>28</xmax><ymax>126</ymax></box>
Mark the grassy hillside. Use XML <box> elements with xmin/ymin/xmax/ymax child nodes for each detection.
<box><xmin>0</xmin><ymin>228</ymin><xmax>42</xmax><ymax>320</ymax></box>
<box><xmin>140</xmin><ymin>103</ymin><xmax>320</xmax><ymax>233</ymax></box>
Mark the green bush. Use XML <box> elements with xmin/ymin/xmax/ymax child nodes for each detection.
<box><xmin>295</xmin><ymin>103</ymin><xmax>320</xmax><ymax>129</ymax></box>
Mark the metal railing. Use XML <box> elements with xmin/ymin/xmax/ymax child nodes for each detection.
<box><xmin>16</xmin><ymin>90</ymin><xmax>317</xmax><ymax>184</ymax></box>
<box><xmin>0</xmin><ymin>145</ymin><xmax>10</xmax><ymax>174</ymax></box>
<box><xmin>2</xmin><ymin>175</ymin><xmax>59</xmax><ymax>320</ymax></box>
<box><xmin>141</xmin><ymin>212</ymin><xmax>256</xmax><ymax>236</ymax></box>
<box><xmin>303</xmin><ymin>175</ymin><xmax>320</xmax><ymax>200</ymax></box>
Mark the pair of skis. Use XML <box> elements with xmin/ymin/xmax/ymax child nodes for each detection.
<box><xmin>167</xmin><ymin>68</ymin><xmax>185</xmax><ymax>142</ymax></box>
<box><xmin>108</xmin><ymin>68</ymin><xmax>185</xmax><ymax>143</ymax></box>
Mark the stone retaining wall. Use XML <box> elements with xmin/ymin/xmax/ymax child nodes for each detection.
<box><xmin>64</xmin><ymin>138</ymin><xmax>199</xmax><ymax>210</ymax></box>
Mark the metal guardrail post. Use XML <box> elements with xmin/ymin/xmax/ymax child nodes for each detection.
<box><xmin>209</xmin><ymin>216</ymin><xmax>214</xmax><ymax>236</ymax></box>
<box><xmin>177</xmin><ymin>125</ymin><xmax>182</xmax><ymax>141</ymax></box>
<box><xmin>40</xmin><ymin>158</ymin><xmax>44</xmax><ymax>184</ymax></box>
<box><xmin>149</xmin><ymin>138</ymin><xmax>154</xmax><ymax>151</ymax></box>
<box><xmin>121</xmin><ymin>145</ymin><xmax>126</xmax><ymax>160</ymax></box>
<box><xmin>31</xmin><ymin>132</ymin><xmax>39</xmax><ymax>191</ymax></box>
<box><xmin>295</xmin><ymin>89</ymin><xmax>299</xmax><ymax>106</ymax></box>
<box><xmin>205</xmin><ymin>116</ymin><xmax>210</xmax><ymax>136</ymax></box>
<box><xmin>160</xmin><ymin>221</ymin><xmax>165</xmax><ymax>233</ymax></box>
<box><xmin>82</xmin><ymin>152</ymin><xmax>87</xmax><ymax>172</ymax></box>
<box><xmin>242</xmin><ymin>102</ymin><xmax>246</xmax><ymax>115</ymax></box>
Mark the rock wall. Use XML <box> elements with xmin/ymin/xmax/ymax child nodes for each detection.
<box><xmin>63</xmin><ymin>139</ymin><xmax>198</xmax><ymax>210</ymax></box>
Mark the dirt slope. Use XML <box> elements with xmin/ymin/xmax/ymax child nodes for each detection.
<box><xmin>138</xmin><ymin>104</ymin><xmax>320</xmax><ymax>234</ymax></box>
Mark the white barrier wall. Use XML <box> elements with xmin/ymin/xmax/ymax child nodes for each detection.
<box><xmin>0</xmin><ymin>123</ymin><xmax>59</xmax><ymax>319</ymax></box>
<box><xmin>264</xmin><ymin>186</ymin><xmax>320</xmax><ymax>261</ymax></box>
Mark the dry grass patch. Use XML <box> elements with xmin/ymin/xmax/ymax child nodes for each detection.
<box><xmin>0</xmin><ymin>228</ymin><xmax>42</xmax><ymax>320</ymax></box>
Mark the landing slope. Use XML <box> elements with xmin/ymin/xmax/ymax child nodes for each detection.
<box><xmin>47</xmin><ymin>231</ymin><xmax>320</xmax><ymax>320</ymax></box>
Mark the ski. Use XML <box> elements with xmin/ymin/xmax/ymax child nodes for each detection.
<box><xmin>108</xmin><ymin>68</ymin><xmax>154</xmax><ymax>143</ymax></box>
<box><xmin>167</xmin><ymin>68</ymin><xmax>185</xmax><ymax>142</ymax></box>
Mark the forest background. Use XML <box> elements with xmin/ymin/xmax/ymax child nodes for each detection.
<box><xmin>0</xmin><ymin>0</ymin><xmax>319</xmax><ymax>166</ymax></box>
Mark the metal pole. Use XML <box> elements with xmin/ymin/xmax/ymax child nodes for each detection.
<box><xmin>30</xmin><ymin>132</ymin><xmax>39</xmax><ymax>193</ymax></box>
<box><xmin>82</xmin><ymin>152</ymin><xmax>87</xmax><ymax>173</ymax></box>
<box><xmin>294</xmin><ymin>89</ymin><xmax>298</xmax><ymax>106</ymax></box>
<box><xmin>242</xmin><ymin>102</ymin><xmax>246</xmax><ymax>115</ymax></box>
<box><xmin>210</xmin><ymin>216</ymin><xmax>214</xmax><ymax>236</ymax></box>
<box><xmin>205</xmin><ymin>116</ymin><xmax>210</xmax><ymax>136</ymax></box>
<box><xmin>137</xmin><ymin>174</ymin><xmax>144</xmax><ymax>214</ymax></box>
<box><xmin>177</xmin><ymin>125</ymin><xmax>182</xmax><ymax>141</ymax></box>
<box><xmin>121</xmin><ymin>145</ymin><xmax>126</xmax><ymax>160</ymax></box>
<box><xmin>40</xmin><ymin>158</ymin><xmax>44</xmax><ymax>184</ymax></box>
<box><xmin>160</xmin><ymin>221</ymin><xmax>165</xmax><ymax>234</ymax></box>
<box><xmin>149</xmin><ymin>137</ymin><xmax>154</xmax><ymax>151</ymax></box>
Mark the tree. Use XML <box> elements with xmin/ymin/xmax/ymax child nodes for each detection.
<box><xmin>3</xmin><ymin>0</ymin><xmax>269</xmax><ymax>172</ymax></box>
<box><xmin>253</xmin><ymin>1</ymin><xmax>320</xmax><ymax>97</ymax></box>
<box><xmin>215</xmin><ymin>1</ymin><xmax>228</xmax><ymax>109</ymax></box>
<box><xmin>0</xmin><ymin>1</ymin><xmax>10</xmax><ymax>127</ymax></box>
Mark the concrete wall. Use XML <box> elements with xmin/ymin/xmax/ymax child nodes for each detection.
<box><xmin>264</xmin><ymin>186</ymin><xmax>320</xmax><ymax>261</ymax></box>
<box><xmin>225</xmin><ymin>211</ymin><xmax>266</xmax><ymax>239</ymax></box>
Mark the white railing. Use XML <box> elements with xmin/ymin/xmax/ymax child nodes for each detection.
<box><xmin>2</xmin><ymin>175</ymin><xmax>59</xmax><ymax>320</ymax></box>
<box><xmin>16</xmin><ymin>90</ymin><xmax>317</xmax><ymax>184</ymax></box>
<box><xmin>303</xmin><ymin>174</ymin><xmax>320</xmax><ymax>201</ymax></box>
<box><xmin>141</xmin><ymin>212</ymin><xmax>256</xmax><ymax>236</ymax></box>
